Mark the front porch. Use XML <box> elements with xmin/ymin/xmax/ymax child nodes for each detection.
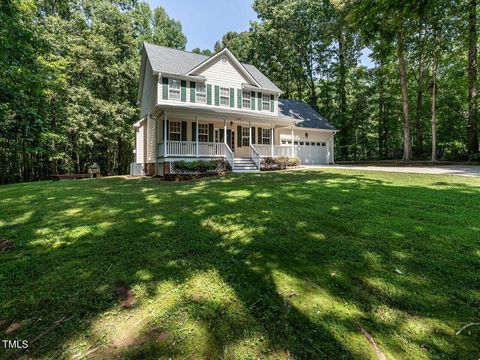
<box><xmin>155</xmin><ymin>110</ymin><xmax>297</xmax><ymax>173</ymax></box>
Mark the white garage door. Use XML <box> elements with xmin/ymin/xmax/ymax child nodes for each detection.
<box><xmin>295</xmin><ymin>141</ymin><xmax>329</xmax><ymax>164</ymax></box>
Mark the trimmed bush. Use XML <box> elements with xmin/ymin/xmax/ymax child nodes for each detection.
<box><xmin>171</xmin><ymin>159</ymin><xmax>229</xmax><ymax>174</ymax></box>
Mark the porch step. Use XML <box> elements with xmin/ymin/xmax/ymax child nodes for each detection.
<box><xmin>232</xmin><ymin>158</ymin><xmax>260</xmax><ymax>173</ymax></box>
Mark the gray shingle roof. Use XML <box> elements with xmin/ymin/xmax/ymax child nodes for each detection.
<box><xmin>278</xmin><ymin>98</ymin><xmax>336</xmax><ymax>131</ymax></box>
<box><xmin>143</xmin><ymin>43</ymin><xmax>281</xmax><ymax>92</ymax></box>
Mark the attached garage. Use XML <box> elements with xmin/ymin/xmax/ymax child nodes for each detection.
<box><xmin>277</xmin><ymin>99</ymin><xmax>337</xmax><ymax>164</ymax></box>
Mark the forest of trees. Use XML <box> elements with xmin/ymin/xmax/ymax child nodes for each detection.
<box><xmin>1</xmin><ymin>0</ymin><xmax>479</xmax><ymax>184</ymax></box>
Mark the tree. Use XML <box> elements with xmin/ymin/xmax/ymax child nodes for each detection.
<box><xmin>467</xmin><ymin>0</ymin><xmax>479</xmax><ymax>154</ymax></box>
<box><xmin>151</xmin><ymin>6</ymin><xmax>187</xmax><ymax>49</ymax></box>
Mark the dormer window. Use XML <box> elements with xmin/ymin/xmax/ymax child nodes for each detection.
<box><xmin>169</xmin><ymin>79</ymin><xmax>180</xmax><ymax>100</ymax></box>
<box><xmin>242</xmin><ymin>90</ymin><xmax>251</xmax><ymax>108</ymax></box>
<box><xmin>262</xmin><ymin>94</ymin><xmax>270</xmax><ymax>111</ymax></box>
<box><xmin>220</xmin><ymin>87</ymin><xmax>230</xmax><ymax>106</ymax></box>
<box><xmin>196</xmin><ymin>83</ymin><xmax>206</xmax><ymax>103</ymax></box>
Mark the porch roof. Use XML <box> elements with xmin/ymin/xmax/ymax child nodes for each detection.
<box><xmin>151</xmin><ymin>103</ymin><xmax>295</xmax><ymax>127</ymax></box>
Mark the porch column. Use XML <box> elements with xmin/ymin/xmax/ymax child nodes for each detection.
<box><xmin>164</xmin><ymin>113</ymin><xmax>168</xmax><ymax>157</ymax></box>
<box><xmin>332</xmin><ymin>132</ymin><xmax>336</xmax><ymax>164</ymax></box>
<box><xmin>291</xmin><ymin>127</ymin><xmax>294</xmax><ymax>156</ymax></box>
<box><xmin>223</xmin><ymin>120</ymin><xmax>227</xmax><ymax>145</ymax></box>
<box><xmin>271</xmin><ymin>125</ymin><xmax>274</xmax><ymax>157</ymax></box>
<box><xmin>249</xmin><ymin>122</ymin><xmax>252</xmax><ymax>146</ymax></box>
<box><xmin>196</xmin><ymin>116</ymin><xmax>199</xmax><ymax>157</ymax></box>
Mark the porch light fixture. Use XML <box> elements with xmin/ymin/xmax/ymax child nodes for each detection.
<box><xmin>305</xmin><ymin>132</ymin><xmax>309</xmax><ymax>138</ymax></box>
<box><xmin>230</xmin><ymin>121</ymin><xmax>233</xmax><ymax>126</ymax></box>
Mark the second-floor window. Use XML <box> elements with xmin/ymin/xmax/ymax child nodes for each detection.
<box><xmin>262</xmin><ymin>128</ymin><xmax>271</xmax><ymax>144</ymax></box>
<box><xmin>196</xmin><ymin>83</ymin><xmax>206</xmax><ymax>103</ymax></box>
<box><xmin>242</xmin><ymin>91</ymin><xmax>251</xmax><ymax>108</ymax></box>
<box><xmin>198</xmin><ymin>123</ymin><xmax>208</xmax><ymax>142</ymax></box>
<box><xmin>169</xmin><ymin>79</ymin><xmax>180</xmax><ymax>100</ymax></box>
<box><xmin>169</xmin><ymin>121</ymin><xmax>181</xmax><ymax>141</ymax></box>
<box><xmin>262</xmin><ymin>94</ymin><xmax>270</xmax><ymax>111</ymax></box>
<box><xmin>220</xmin><ymin>87</ymin><xmax>230</xmax><ymax>106</ymax></box>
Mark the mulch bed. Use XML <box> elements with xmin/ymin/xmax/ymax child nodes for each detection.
<box><xmin>163</xmin><ymin>173</ymin><xmax>225</xmax><ymax>181</ymax></box>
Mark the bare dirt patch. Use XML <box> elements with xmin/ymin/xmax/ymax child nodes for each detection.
<box><xmin>5</xmin><ymin>321</ymin><xmax>22</xmax><ymax>335</ymax></box>
<box><xmin>114</xmin><ymin>281</ymin><xmax>137</xmax><ymax>308</ymax></box>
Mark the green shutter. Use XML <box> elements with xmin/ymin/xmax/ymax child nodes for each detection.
<box><xmin>237</xmin><ymin>125</ymin><xmax>242</xmax><ymax>147</ymax></box>
<box><xmin>181</xmin><ymin>121</ymin><xmax>187</xmax><ymax>141</ymax></box>
<box><xmin>251</xmin><ymin>91</ymin><xmax>255</xmax><ymax>110</ymax></box>
<box><xmin>208</xmin><ymin>124</ymin><xmax>214</xmax><ymax>142</ymax></box>
<box><xmin>258</xmin><ymin>92</ymin><xmax>262</xmax><ymax>110</ymax></box>
<box><xmin>214</xmin><ymin>85</ymin><xmax>220</xmax><ymax>106</ymax></box>
<box><xmin>192</xmin><ymin>122</ymin><xmax>197</xmax><ymax>141</ymax></box>
<box><xmin>190</xmin><ymin>82</ymin><xmax>196</xmax><ymax>103</ymax></box>
<box><xmin>270</xmin><ymin>94</ymin><xmax>274</xmax><ymax>112</ymax></box>
<box><xmin>166</xmin><ymin>120</ymin><xmax>170</xmax><ymax>140</ymax></box>
<box><xmin>251</xmin><ymin>127</ymin><xmax>256</xmax><ymax>144</ymax></box>
<box><xmin>162</xmin><ymin>78</ymin><xmax>168</xmax><ymax>100</ymax></box>
<box><xmin>207</xmin><ymin>84</ymin><xmax>212</xmax><ymax>105</ymax></box>
<box><xmin>237</xmin><ymin>89</ymin><xmax>242</xmax><ymax>109</ymax></box>
<box><xmin>229</xmin><ymin>88</ymin><xmax>234</xmax><ymax>107</ymax></box>
<box><xmin>181</xmin><ymin>80</ymin><xmax>186</xmax><ymax>101</ymax></box>
<box><xmin>257</xmin><ymin>127</ymin><xmax>262</xmax><ymax>144</ymax></box>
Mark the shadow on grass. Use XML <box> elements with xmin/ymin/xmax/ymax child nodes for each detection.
<box><xmin>0</xmin><ymin>170</ymin><xmax>479</xmax><ymax>358</ymax></box>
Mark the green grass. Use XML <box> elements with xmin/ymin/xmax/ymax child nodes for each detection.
<box><xmin>0</xmin><ymin>169</ymin><xmax>479</xmax><ymax>359</ymax></box>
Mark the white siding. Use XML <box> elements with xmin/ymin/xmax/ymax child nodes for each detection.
<box><xmin>199</xmin><ymin>57</ymin><xmax>248</xmax><ymax>90</ymax></box>
<box><xmin>146</xmin><ymin>115</ymin><xmax>156</xmax><ymax>163</ymax></box>
<box><xmin>135</xmin><ymin>123</ymin><xmax>145</xmax><ymax>163</ymax></box>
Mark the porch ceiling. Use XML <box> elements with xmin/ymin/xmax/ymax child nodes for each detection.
<box><xmin>151</xmin><ymin>103</ymin><xmax>294</xmax><ymax>127</ymax></box>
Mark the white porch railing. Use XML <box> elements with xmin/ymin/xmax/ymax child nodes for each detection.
<box><xmin>249</xmin><ymin>145</ymin><xmax>261</xmax><ymax>169</ymax></box>
<box><xmin>157</xmin><ymin>141</ymin><xmax>225</xmax><ymax>157</ymax></box>
<box><xmin>252</xmin><ymin>144</ymin><xmax>294</xmax><ymax>157</ymax></box>
<box><xmin>224</xmin><ymin>143</ymin><xmax>234</xmax><ymax>169</ymax></box>
<box><xmin>274</xmin><ymin>145</ymin><xmax>293</xmax><ymax>157</ymax></box>
<box><xmin>253</xmin><ymin>144</ymin><xmax>272</xmax><ymax>157</ymax></box>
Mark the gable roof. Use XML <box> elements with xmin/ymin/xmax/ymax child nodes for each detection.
<box><xmin>278</xmin><ymin>99</ymin><xmax>336</xmax><ymax>131</ymax></box>
<box><xmin>143</xmin><ymin>43</ymin><xmax>281</xmax><ymax>93</ymax></box>
<box><xmin>186</xmin><ymin>48</ymin><xmax>260</xmax><ymax>88</ymax></box>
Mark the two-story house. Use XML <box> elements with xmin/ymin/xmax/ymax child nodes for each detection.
<box><xmin>132</xmin><ymin>43</ymin><xmax>336</xmax><ymax>175</ymax></box>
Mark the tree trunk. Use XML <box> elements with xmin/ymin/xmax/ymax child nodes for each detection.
<box><xmin>468</xmin><ymin>0</ymin><xmax>479</xmax><ymax>154</ymax></box>
<box><xmin>397</xmin><ymin>30</ymin><xmax>412</xmax><ymax>160</ymax></box>
<box><xmin>415</xmin><ymin>60</ymin><xmax>425</xmax><ymax>157</ymax></box>
<box><xmin>378</xmin><ymin>59</ymin><xmax>387</xmax><ymax>158</ymax></box>
<box><xmin>431</xmin><ymin>56</ymin><xmax>438</xmax><ymax>162</ymax></box>
<box><xmin>338</xmin><ymin>28</ymin><xmax>348</xmax><ymax>160</ymax></box>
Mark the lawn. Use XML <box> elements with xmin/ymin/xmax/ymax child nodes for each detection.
<box><xmin>0</xmin><ymin>169</ymin><xmax>479</xmax><ymax>359</ymax></box>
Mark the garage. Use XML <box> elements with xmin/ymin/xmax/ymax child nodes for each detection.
<box><xmin>294</xmin><ymin>141</ymin><xmax>329</xmax><ymax>164</ymax></box>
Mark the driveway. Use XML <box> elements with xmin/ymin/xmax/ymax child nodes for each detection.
<box><xmin>300</xmin><ymin>164</ymin><xmax>480</xmax><ymax>177</ymax></box>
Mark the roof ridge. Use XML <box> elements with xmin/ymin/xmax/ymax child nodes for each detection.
<box><xmin>143</xmin><ymin>42</ymin><xmax>210</xmax><ymax>59</ymax></box>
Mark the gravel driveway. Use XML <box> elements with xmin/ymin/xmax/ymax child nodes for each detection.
<box><xmin>300</xmin><ymin>164</ymin><xmax>480</xmax><ymax>177</ymax></box>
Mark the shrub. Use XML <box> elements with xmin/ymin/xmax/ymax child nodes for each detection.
<box><xmin>287</xmin><ymin>156</ymin><xmax>301</xmax><ymax>167</ymax></box>
<box><xmin>171</xmin><ymin>159</ymin><xmax>228</xmax><ymax>174</ymax></box>
<box><xmin>469</xmin><ymin>152</ymin><xmax>480</xmax><ymax>162</ymax></box>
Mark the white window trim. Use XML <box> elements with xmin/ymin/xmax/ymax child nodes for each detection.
<box><xmin>262</xmin><ymin>94</ymin><xmax>270</xmax><ymax>111</ymax></box>
<box><xmin>220</xmin><ymin>87</ymin><xmax>230</xmax><ymax>106</ymax></box>
<box><xmin>198</xmin><ymin>123</ymin><xmax>208</xmax><ymax>142</ymax></box>
<box><xmin>242</xmin><ymin>126</ymin><xmax>249</xmax><ymax>146</ymax></box>
<box><xmin>169</xmin><ymin>121</ymin><xmax>181</xmax><ymax>141</ymax></box>
<box><xmin>169</xmin><ymin>79</ymin><xmax>181</xmax><ymax>100</ymax></box>
<box><xmin>262</xmin><ymin>128</ymin><xmax>271</xmax><ymax>145</ymax></box>
<box><xmin>196</xmin><ymin>83</ymin><xmax>206</xmax><ymax>103</ymax></box>
<box><xmin>242</xmin><ymin>91</ymin><xmax>251</xmax><ymax>108</ymax></box>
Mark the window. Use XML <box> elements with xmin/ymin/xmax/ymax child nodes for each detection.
<box><xmin>220</xmin><ymin>87</ymin><xmax>230</xmax><ymax>106</ymax></box>
<box><xmin>198</xmin><ymin>123</ymin><xmax>208</xmax><ymax>142</ymax></box>
<box><xmin>262</xmin><ymin>94</ymin><xmax>270</xmax><ymax>111</ymax></box>
<box><xmin>322</xmin><ymin>142</ymin><xmax>326</xmax><ymax>146</ymax></box>
<box><xmin>262</xmin><ymin>128</ymin><xmax>271</xmax><ymax>145</ymax></box>
<box><xmin>196</xmin><ymin>83</ymin><xmax>206</xmax><ymax>103</ymax></box>
<box><xmin>242</xmin><ymin>127</ymin><xmax>250</xmax><ymax>146</ymax></box>
<box><xmin>306</xmin><ymin>142</ymin><xmax>310</xmax><ymax>146</ymax></box>
<box><xmin>169</xmin><ymin>79</ymin><xmax>180</xmax><ymax>100</ymax></box>
<box><xmin>169</xmin><ymin>121</ymin><xmax>181</xmax><ymax>141</ymax></box>
<box><xmin>281</xmin><ymin>140</ymin><xmax>287</xmax><ymax>145</ymax></box>
<box><xmin>242</xmin><ymin>91</ymin><xmax>251</xmax><ymax>108</ymax></box>
<box><xmin>300</xmin><ymin>141</ymin><xmax>304</xmax><ymax>145</ymax></box>
<box><xmin>316</xmin><ymin>142</ymin><xmax>321</xmax><ymax>146</ymax></box>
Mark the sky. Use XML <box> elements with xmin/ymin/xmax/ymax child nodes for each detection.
<box><xmin>146</xmin><ymin>0</ymin><xmax>373</xmax><ymax>67</ymax></box>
